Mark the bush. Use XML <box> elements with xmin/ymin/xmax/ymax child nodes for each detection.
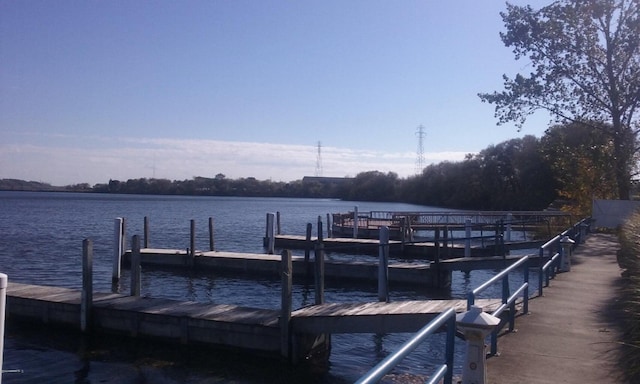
<box><xmin>617</xmin><ymin>211</ymin><xmax>640</xmax><ymax>382</ymax></box>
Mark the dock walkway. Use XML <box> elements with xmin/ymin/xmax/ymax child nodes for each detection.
<box><xmin>5</xmin><ymin>282</ymin><xmax>504</xmax><ymax>360</ymax></box>
<box><xmin>486</xmin><ymin>233</ymin><xmax>625</xmax><ymax>383</ymax></box>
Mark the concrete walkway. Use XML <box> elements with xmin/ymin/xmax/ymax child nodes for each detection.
<box><xmin>486</xmin><ymin>233</ymin><xmax>626</xmax><ymax>384</ymax></box>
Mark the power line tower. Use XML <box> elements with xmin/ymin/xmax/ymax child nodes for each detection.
<box><xmin>415</xmin><ymin>125</ymin><xmax>426</xmax><ymax>175</ymax></box>
<box><xmin>315</xmin><ymin>141</ymin><xmax>323</xmax><ymax>177</ymax></box>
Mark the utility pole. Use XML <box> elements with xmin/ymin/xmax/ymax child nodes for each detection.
<box><xmin>415</xmin><ymin>125</ymin><xmax>426</xmax><ymax>175</ymax></box>
<box><xmin>315</xmin><ymin>141</ymin><xmax>323</xmax><ymax>177</ymax></box>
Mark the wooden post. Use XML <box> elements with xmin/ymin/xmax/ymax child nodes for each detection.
<box><xmin>276</xmin><ymin>211</ymin><xmax>281</xmax><ymax>235</ymax></box>
<box><xmin>314</xmin><ymin>216</ymin><xmax>325</xmax><ymax>305</ymax></box>
<box><xmin>266</xmin><ymin>213</ymin><xmax>276</xmax><ymax>254</ymax></box>
<box><xmin>112</xmin><ymin>218</ymin><xmax>124</xmax><ymax>284</ymax></box>
<box><xmin>506</xmin><ymin>213</ymin><xmax>513</xmax><ymax>242</ymax></box>
<box><xmin>304</xmin><ymin>223</ymin><xmax>312</xmax><ymax>279</ymax></box>
<box><xmin>122</xmin><ymin>217</ymin><xmax>127</xmax><ymax>259</ymax></box>
<box><xmin>190</xmin><ymin>219</ymin><xmax>196</xmax><ymax>263</ymax></box>
<box><xmin>326</xmin><ymin>213</ymin><xmax>332</xmax><ymax>238</ymax></box>
<box><xmin>400</xmin><ymin>217</ymin><xmax>406</xmax><ymax>252</ymax></box>
<box><xmin>209</xmin><ymin>217</ymin><xmax>215</xmax><ymax>251</ymax></box>
<box><xmin>353</xmin><ymin>206</ymin><xmax>359</xmax><ymax>238</ymax></box>
<box><xmin>465</xmin><ymin>218</ymin><xmax>472</xmax><ymax>257</ymax></box>
<box><xmin>443</xmin><ymin>225</ymin><xmax>449</xmax><ymax>258</ymax></box>
<box><xmin>131</xmin><ymin>235</ymin><xmax>141</xmax><ymax>297</ymax></box>
<box><xmin>434</xmin><ymin>228</ymin><xmax>441</xmax><ymax>287</ymax></box>
<box><xmin>280</xmin><ymin>249</ymin><xmax>292</xmax><ymax>359</ymax></box>
<box><xmin>81</xmin><ymin>238</ymin><xmax>93</xmax><ymax>332</ymax></box>
<box><xmin>378</xmin><ymin>226</ymin><xmax>390</xmax><ymax>302</ymax></box>
<box><xmin>143</xmin><ymin>216</ymin><xmax>150</xmax><ymax>248</ymax></box>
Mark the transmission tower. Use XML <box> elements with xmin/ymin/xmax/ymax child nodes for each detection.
<box><xmin>315</xmin><ymin>141</ymin><xmax>323</xmax><ymax>177</ymax></box>
<box><xmin>415</xmin><ymin>125</ymin><xmax>426</xmax><ymax>175</ymax></box>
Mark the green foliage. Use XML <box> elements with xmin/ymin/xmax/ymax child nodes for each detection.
<box><xmin>479</xmin><ymin>0</ymin><xmax>640</xmax><ymax>199</ymax></box>
<box><xmin>345</xmin><ymin>171</ymin><xmax>399</xmax><ymax>202</ymax></box>
<box><xmin>402</xmin><ymin>136</ymin><xmax>556</xmax><ymax>210</ymax></box>
<box><xmin>540</xmin><ymin>121</ymin><xmax>620</xmax><ymax>215</ymax></box>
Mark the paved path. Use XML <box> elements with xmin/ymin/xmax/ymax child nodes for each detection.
<box><xmin>486</xmin><ymin>233</ymin><xmax>625</xmax><ymax>383</ymax></box>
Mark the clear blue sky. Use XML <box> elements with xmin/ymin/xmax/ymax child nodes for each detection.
<box><xmin>1</xmin><ymin>0</ymin><xmax>551</xmax><ymax>186</ymax></box>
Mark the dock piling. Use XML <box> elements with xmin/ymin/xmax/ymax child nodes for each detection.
<box><xmin>304</xmin><ymin>223</ymin><xmax>312</xmax><ymax>279</ymax></box>
<box><xmin>280</xmin><ymin>249</ymin><xmax>292</xmax><ymax>360</ymax></box>
<box><xmin>131</xmin><ymin>235</ymin><xmax>141</xmax><ymax>297</ymax></box>
<box><xmin>266</xmin><ymin>213</ymin><xmax>276</xmax><ymax>254</ymax></box>
<box><xmin>190</xmin><ymin>220</ymin><xmax>196</xmax><ymax>263</ymax></box>
<box><xmin>81</xmin><ymin>239</ymin><xmax>93</xmax><ymax>333</ymax></box>
<box><xmin>465</xmin><ymin>219</ymin><xmax>472</xmax><ymax>257</ymax></box>
<box><xmin>378</xmin><ymin>226</ymin><xmax>390</xmax><ymax>302</ymax></box>
<box><xmin>144</xmin><ymin>216</ymin><xmax>150</xmax><ymax>248</ymax></box>
<box><xmin>112</xmin><ymin>218</ymin><xmax>124</xmax><ymax>285</ymax></box>
<box><xmin>209</xmin><ymin>217</ymin><xmax>215</xmax><ymax>251</ymax></box>
<box><xmin>353</xmin><ymin>206</ymin><xmax>359</xmax><ymax>239</ymax></box>
<box><xmin>315</xmin><ymin>216</ymin><xmax>325</xmax><ymax>305</ymax></box>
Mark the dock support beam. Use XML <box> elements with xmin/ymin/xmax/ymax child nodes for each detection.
<box><xmin>131</xmin><ymin>235</ymin><xmax>141</xmax><ymax>297</ymax></box>
<box><xmin>465</xmin><ymin>219</ymin><xmax>472</xmax><ymax>257</ymax></box>
<box><xmin>506</xmin><ymin>213</ymin><xmax>513</xmax><ymax>242</ymax></box>
<box><xmin>209</xmin><ymin>217</ymin><xmax>215</xmax><ymax>251</ymax></box>
<box><xmin>144</xmin><ymin>216</ymin><xmax>150</xmax><ymax>248</ymax></box>
<box><xmin>81</xmin><ymin>239</ymin><xmax>93</xmax><ymax>333</ymax></box>
<box><xmin>190</xmin><ymin>219</ymin><xmax>196</xmax><ymax>263</ymax></box>
<box><xmin>378</xmin><ymin>226</ymin><xmax>390</xmax><ymax>302</ymax></box>
<box><xmin>112</xmin><ymin>218</ymin><xmax>124</xmax><ymax>284</ymax></box>
<box><xmin>280</xmin><ymin>250</ymin><xmax>292</xmax><ymax>360</ymax></box>
<box><xmin>315</xmin><ymin>216</ymin><xmax>325</xmax><ymax>305</ymax></box>
<box><xmin>304</xmin><ymin>223</ymin><xmax>313</xmax><ymax>279</ymax></box>
<box><xmin>266</xmin><ymin>213</ymin><xmax>276</xmax><ymax>254</ymax></box>
<box><xmin>353</xmin><ymin>206</ymin><xmax>359</xmax><ymax>239</ymax></box>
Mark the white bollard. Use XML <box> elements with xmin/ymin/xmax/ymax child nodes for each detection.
<box><xmin>559</xmin><ymin>236</ymin><xmax>575</xmax><ymax>272</ymax></box>
<box><xmin>457</xmin><ymin>306</ymin><xmax>500</xmax><ymax>384</ymax></box>
<box><xmin>0</xmin><ymin>273</ymin><xmax>7</xmax><ymax>383</ymax></box>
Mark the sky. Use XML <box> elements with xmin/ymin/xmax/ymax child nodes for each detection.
<box><xmin>0</xmin><ymin>0</ymin><xmax>553</xmax><ymax>186</ymax></box>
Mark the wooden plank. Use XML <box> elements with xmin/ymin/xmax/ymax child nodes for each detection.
<box><xmin>290</xmin><ymin>299</ymin><xmax>505</xmax><ymax>334</ymax></box>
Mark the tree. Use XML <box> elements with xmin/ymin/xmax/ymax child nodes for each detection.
<box><xmin>474</xmin><ymin>135</ymin><xmax>557</xmax><ymax>210</ymax></box>
<box><xmin>479</xmin><ymin>0</ymin><xmax>640</xmax><ymax>199</ymax></box>
<box><xmin>540</xmin><ymin>121</ymin><xmax>620</xmax><ymax>214</ymax></box>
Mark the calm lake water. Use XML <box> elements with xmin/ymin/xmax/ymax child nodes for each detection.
<box><xmin>0</xmin><ymin>191</ymin><xmax>535</xmax><ymax>383</ymax></box>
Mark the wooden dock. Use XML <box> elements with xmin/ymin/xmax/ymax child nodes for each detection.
<box><xmin>121</xmin><ymin>248</ymin><xmax>538</xmax><ymax>288</ymax></box>
<box><xmin>290</xmin><ymin>299</ymin><xmax>504</xmax><ymax>334</ymax></box>
<box><xmin>273</xmin><ymin>234</ymin><xmax>490</xmax><ymax>258</ymax></box>
<box><xmin>123</xmin><ymin>248</ymin><xmax>445</xmax><ymax>286</ymax></box>
<box><xmin>5</xmin><ymin>282</ymin><xmax>507</xmax><ymax>362</ymax></box>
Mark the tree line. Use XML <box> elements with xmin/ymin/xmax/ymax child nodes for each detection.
<box><xmin>1</xmin><ymin>120</ymin><xmax>618</xmax><ymax>217</ymax></box>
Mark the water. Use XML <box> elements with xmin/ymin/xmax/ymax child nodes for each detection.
<box><xmin>0</xmin><ymin>191</ymin><xmax>538</xmax><ymax>383</ymax></box>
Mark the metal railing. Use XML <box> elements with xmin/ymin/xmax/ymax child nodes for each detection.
<box><xmin>467</xmin><ymin>255</ymin><xmax>530</xmax><ymax>355</ymax></box>
<box><xmin>354</xmin><ymin>308</ymin><xmax>457</xmax><ymax>384</ymax></box>
<box><xmin>537</xmin><ymin>217</ymin><xmax>591</xmax><ymax>296</ymax></box>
